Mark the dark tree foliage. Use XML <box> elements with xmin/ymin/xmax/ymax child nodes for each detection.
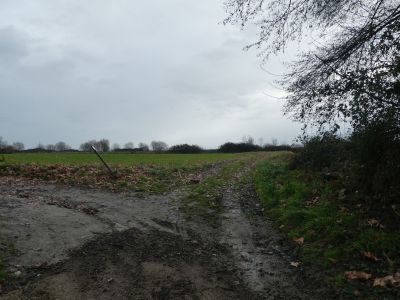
<box><xmin>291</xmin><ymin>134</ymin><xmax>349</xmax><ymax>170</ymax></box>
<box><xmin>263</xmin><ymin>144</ymin><xmax>299</xmax><ymax>152</ymax></box>
<box><xmin>224</xmin><ymin>0</ymin><xmax>400</xmax><ymax>130</ymax></box>
<box><xmin>169</xmin><ymin>144</ymin><xmax>203</xmax><ymax>153</ymax></box>
<box><xmin>0</xmin><ymin>146</ymin><xmax>15</xmax><ymax>154</ymax></box>
<box><xmin>219</xmin><ymin>142</ymin><xmax>262</xmax><ymax>153</ymax></box>
<box><xmin>350</xmin><ymin>112</ymin><xmax>400</xmax><ymax>205</ymax></box>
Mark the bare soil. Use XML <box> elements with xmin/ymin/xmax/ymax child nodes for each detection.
<box><xmin>0</xmin><ymin>173</ymin><xmax>333</xmax><ymax>299</ymax></box>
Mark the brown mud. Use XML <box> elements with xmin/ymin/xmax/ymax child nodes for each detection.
<box><xmin>0</xmin><ymin>172</ymin><xmax>333</xmax><ymax>299</ymax></box>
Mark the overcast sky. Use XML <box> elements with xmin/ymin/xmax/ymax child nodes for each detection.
<box><xmin>0</xmin><ymin>0</ymin><xmax>302</xmax><ymax>149</ymax></box>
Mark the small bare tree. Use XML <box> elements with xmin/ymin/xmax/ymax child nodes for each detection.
<box><xmin>242</xmin><ymin>135</ymin><xmax>254</xmax><ymax>145</ymax></box>
<box><xmin>55</xmin><ymin>141</ymin><xmax>70</xmax><ymax>151</ymax></box>
<box><xmin>12</xmin><ymin>142</ymin><xmax>25</xmax><ymax>151</ymax></box>
<box><xmin>151</xmin><ymin>141</ymin><xmax>168</xmax><ymax>152</ymax></box>
<box><xmin>97</xmin><ymin>139</ymin><xmax>110</xmax><ymax>152</ymax></box>
<box><xmin>0</xmin><ymin>137</ymin><xmax>7</xmax><ymax>148</ymax></box>
<box><xmin>138</xmin><ymin>142</ymin><xmax>149</xmax><ymax>151</ymax></box>
<box><xmin>80</xmin><ymin>140</ymin><xmax>96</xmax><ymax>152</ymax></box>
<box><xmin>46</xmin><ymin>144</ymin><xmax>56</xmax><ymax>151</ymax></box>
<box><xmin>124</xmin><ymin>142</ymin><xmax>134</xmax><ymax>149</ymax></box>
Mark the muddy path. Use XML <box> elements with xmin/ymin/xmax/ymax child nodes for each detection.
<box><xmin>0</xmin><ymin>170</ymin><xmax>331</xmax><ymax>299</ymax></box>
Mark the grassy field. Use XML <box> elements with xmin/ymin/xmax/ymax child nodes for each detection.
<box><xmin>0</xmin><ymin>152</ymin><xmax>242</xmax><ymax>166</ymax></box>
<box><xmin>0</xmin><ymin>152</ymin><xmax>264</xmax><ymax>195</ymax></box>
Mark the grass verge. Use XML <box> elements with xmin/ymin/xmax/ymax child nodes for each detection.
<box><xmin>254</xmin><ymin>152</ymin><xmax>400</xmax><ymax>298</ymax></box>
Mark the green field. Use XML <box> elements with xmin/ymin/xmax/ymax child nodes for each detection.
<box><xmin>1</xmin><ymin>152</ymin><xmax>243</xmax><ymax>166</ymax></box>
<box><xmin>0</xmin><ymin>152</ymin><xmax>264</xmax><ymax>195</ymax></box>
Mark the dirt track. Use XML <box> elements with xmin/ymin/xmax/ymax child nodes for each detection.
<box><xmin>0</xmin><ymin>174</ymin><xmax>330</xmax><ymax>299</ymax></box>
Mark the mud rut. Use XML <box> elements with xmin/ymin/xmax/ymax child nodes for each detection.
<box><xmin>0</xmin><ymin>172</ymin><xmax>329</xmax><ymax>299</ymax></box>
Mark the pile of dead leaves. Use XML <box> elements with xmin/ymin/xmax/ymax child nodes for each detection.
<box><xmin>0</xmin><ymin>163</ymin><xmax>216</xmax><ymax>193</ymax></box>
<box><xmin>345</xmin><ymin>271</ymin><xmax>400</xmax><ymax>288</ymax></box>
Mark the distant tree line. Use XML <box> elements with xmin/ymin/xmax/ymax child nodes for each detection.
<box><xmin>0</xmin><ymin>136</ymin><xmax>300</xmax><ymax>154</ymax></box>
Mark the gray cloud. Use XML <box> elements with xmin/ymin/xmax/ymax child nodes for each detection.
<box><xmin>0</xmin><ymin>26</ymin><xmax>29</xmax><ymax>65</ymax></box>
<box><xmin>0</xmin><ymin>0</ymin><xmax>301</xmax><ymax>149</ymax></box>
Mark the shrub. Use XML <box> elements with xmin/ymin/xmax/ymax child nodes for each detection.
<box><xmin>350</xmin><ymin>115</ymin><xmax>400</xmax><ymax>207</ymax></box>
<box><xmin>291</xmin><ymin>134</ymin><xmax>349</xmax><ymax>171</ymax></box>
<box><xmin>218</xmin><ymin>142</ymin><xmax>262</xmax><ymax>153</ymax></box>
<box><xmin>292</xmin><ymin>113</ymin><xmax>400</xmax><ymax>225</ymax></box>
<box><xmin>263</xmin><ymin>144</ymin><xmax>301</xmax><ymax>152</ymax></box>
<box><xmin>168</xmin><ymin>144</ymin><xmax>203</xmax><ymax>153</ymax></box>
<box><xmin>0</xmin><ymin>146</ymin><xmax>15</xmax><ymax>154</ymax></box>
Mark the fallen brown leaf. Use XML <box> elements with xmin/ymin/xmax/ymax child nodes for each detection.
<box><xmin>368</xmin><ymin>218</ymin><xmax>380</xmax><ymax>227</ymax></box>
<box><xmin>345</xmin><ymin>271</ymin><xmax>372</xmax><ymax>281</ymax></box>
<box><xmin>290</xmin><ymin>262</ymin><xmax>300</xmax><ymax>268</ymax></box>
<box><xmin>374</xmin><ymin>276</ymin><xmax>393</xmax><ymax>287</ymax></box>
<box><xmin>293</xmin><ymin>237</ymin><xmax>304</xmax><ymax>245</ymax></box>
<box><xmin>363</xmin><ymin>251</ymin><xmax>379</xmax><ymax>262</ymax></box>
<box><xmin>373</xmin><ymin>273</ymin><xmax>400</xmax><ymax>287</ymax></box>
